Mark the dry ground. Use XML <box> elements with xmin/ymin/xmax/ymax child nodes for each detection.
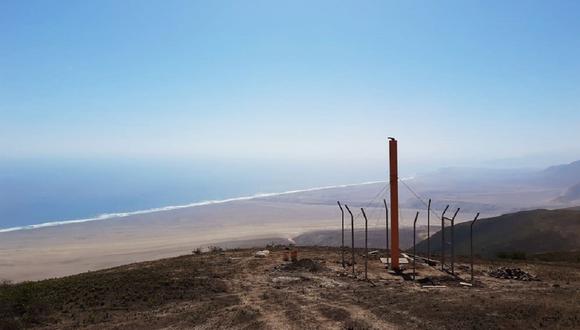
<box><xmin>1</xmin><ymin>247</ymin><xmax>579</xmax><ymax>329</ymax></box>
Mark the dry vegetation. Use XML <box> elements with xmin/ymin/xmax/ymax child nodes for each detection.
<box><xmin>1</xmin><ymin>247</ymin><xmax>579</xmax><ymax>329</ymax></box>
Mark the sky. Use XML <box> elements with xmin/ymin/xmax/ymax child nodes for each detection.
<box><xmin>1</xmin><ymin>0</ymin><xmax>580</xmax><ymax>170</ymax></box>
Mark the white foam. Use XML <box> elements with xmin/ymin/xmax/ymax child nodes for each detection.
<box><xmin>0</xmin><ymin>180</ymin><xmax>386</xmax><ymax>233</ymax></box>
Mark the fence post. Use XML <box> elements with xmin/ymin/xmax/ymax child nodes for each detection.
<box><xmin>383</xmin><ymin>199</ymin><xmax>389</xmax><ymax>267</ymax></box>
<box><xmin>413</xmin><ymin>211</ymin><xmax>419</xmax><ymax>281</ymax></box>
<box><xmin>427</xmin><ymin>198</ymin><xmax>431</xmax><ymax>260</ymax></box>
<box><xmin>345</xmin><ymin>205</ymin><xmax>355</xmax><ymax>277</ymax></box>
<box><xmin>470</xmin><ymin>213</ymin><xmax>480</xmax><ymax>283</ymax></box>
<box><xmin>361</xmin><ymin>208</ymin><xmax>369</xmax><ymax>280</ymax></box>
<box><xmin>450</xmin><ymin>208</ymin><xmax>460</xmax><ymax>275</ymax></box>
<box><xmin>337</xmin><ymin>201</ymin><xmax>345</xmax><ymax>268</ymax></box>
<box><xmin>441</xmin><ymin>205</ymin><xmax>449</xmax><ymax>271</ymax></box>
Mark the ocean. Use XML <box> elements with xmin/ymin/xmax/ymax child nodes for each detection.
<box><xmin>0</xmin><ymin>158</ymin><xmax>386</xmax><ymax>232</ymax></box>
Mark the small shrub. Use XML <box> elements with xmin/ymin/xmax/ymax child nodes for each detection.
<box><xmin>496</xmin><ymin>251</ymin><xmax>526</xmax><ymax>260</ymax></box>
<box><xmin>209</xmin><ymin>246</ymin><xmax>223</xmax><ymax>253</ymax></box>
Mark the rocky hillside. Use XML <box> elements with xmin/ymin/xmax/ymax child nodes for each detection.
<box><xmin>293</xmin><ymin>226</ymin><xmax>436</xmax><ymax>250</ymax></box>
<box><xmin>414</xmin><ymin>208</ymin><xmax>580</xmax><ymax>258</ymax></box>
<box><xmin>1</xmin><ymin>247</ymin><xmax>579</xmax><ymax>329</ymax></box>
<box><xmin>555</xmin><ymin>183</ymin><xmax>580</xmax><ymax>203</ymax></box>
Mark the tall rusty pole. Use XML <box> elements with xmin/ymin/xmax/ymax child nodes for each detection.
<box><xmin>345</xmin><ymin>204</ymin><xmax>355</xmax><ymax>276</ymax></box>
<box><xmin>388</xmin><ymin>137</ymin><xmax>400</xmax><ymax>270</ymax></box>
<box><xmin>337</xmin><ymin>201</ymin><xmax>345</xmax><ymax>268</ymax></box>
<box><xmin>383</xmin><ymin>199</ymin><xmax>389</xmax><ymax>267</ymax></box>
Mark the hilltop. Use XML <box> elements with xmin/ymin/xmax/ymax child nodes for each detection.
<box><xmin>1</xmin><ymin>247</ymin><xmax>579</xmax><ymax>329</ymax></box>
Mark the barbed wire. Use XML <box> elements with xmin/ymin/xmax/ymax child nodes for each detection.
<box><xmin>399</xmin><ymin>178</ymin><xmax>443</xmax><ymax>219</ymax></box>
<box><xmin>353</xmin><ymin>183</ymin><xmax>389</xmax><ymax>224</ymax></box>
<box><xmin>369</xmin><ymin>186</ymin><xmax>390</xmax><ymax>228</ymax></box>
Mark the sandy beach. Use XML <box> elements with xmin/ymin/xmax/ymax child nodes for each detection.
<box><xmin>0</xmin><ymin>199</ymin><xmax>330</xmax><ymax>281</ymax></box>
<box><xmin>0</xmin><ymin>180</ymin><xmax>537</xmax><ymax>282</ymax></box>
<box><xmin>0</xmin><ymin>200</ymin><xmax>450</xmax><ymax>282</ymax></box>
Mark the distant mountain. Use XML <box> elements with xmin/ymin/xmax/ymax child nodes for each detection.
<box><xmin>535</xmin><ymin>160</ymin><xmax>580</xmax><ymax>187</ymax></box>
<box><xmin>404</xmin><ymin>160</ymin><xmax>580</xmax><ymax>213</ymax></box>
<box><xmin>413</xmin><ymin>208</ymin><xmax>580</xmax><ymax>258</ymax></box>
<box><xmin>410</xmin><ymin>167</ymin><xmax>536</xmax><ymax>191</ymax></box>
<box><xmin>412</xmin><ymin>160</ymin><xmax>580</xmax><ymax>189</ymax></box>
<box><xmin>555</xmin><ymin>182</ymin><xmax>580</xmax><ymax>203</ymax></box>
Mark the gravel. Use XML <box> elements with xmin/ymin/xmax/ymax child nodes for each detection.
<box><xmin>488</xmin><ymin>267</ymin><xmax>539</xmax><ymax>281</ymax></box>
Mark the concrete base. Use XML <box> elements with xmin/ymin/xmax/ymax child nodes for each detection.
<box><xmin>380</xmin><ymin>257</ymin><xmax>409</xmax><ymax>264</ymax></box>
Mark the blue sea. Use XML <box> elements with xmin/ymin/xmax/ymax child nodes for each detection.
<box><xmin>0</xmin><ymin>158</ymin><xmax>386</xmax><ymax>232</ymax></box>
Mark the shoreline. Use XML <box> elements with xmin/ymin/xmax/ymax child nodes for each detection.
<box><xmin>0</xmin><ymin>178</ymin><xmax>507</xmax><ymax>282</ymax></box>
<box><xmin>0</xmin><ymin>180</ymin><xmax>386</xmax><ymax>234</ymax></box>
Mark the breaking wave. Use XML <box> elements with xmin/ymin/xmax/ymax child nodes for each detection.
<box><xmin>0</xmin><ymin>180</ymin><xmax>386</xmax><ymax>233</ymax></box>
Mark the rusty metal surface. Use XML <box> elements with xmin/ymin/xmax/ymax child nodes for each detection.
<box><xmin>388</xmin><ymin>137</ymin><xmax>399</xmax><ymax>270</ymax></box>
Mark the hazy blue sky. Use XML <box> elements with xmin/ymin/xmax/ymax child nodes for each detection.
<box><xmin>1</xmin><ymin>0</ymin><xmax>579</xmax><ymax>168</ymax></box>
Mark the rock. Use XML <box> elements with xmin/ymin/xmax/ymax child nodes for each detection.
<box><xmin>272</xmin><ymin>276</ymin><xmax>301</xmax><ymax>284</ymax></box>
<box><xmin>255</xmin><ymin>250</ymin><xmax>270</xmax><ymax>258</ymax></box>
<box><xmin>315</xmin><ymin>277</ymin><xmax>345</xmax><ymax>288</ymax></box>
<box><xmin>488</xmin><ymin>267</ymin><xmax>539</xmax><ymax>281</ymax></box>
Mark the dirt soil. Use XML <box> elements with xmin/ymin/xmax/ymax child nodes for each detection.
<box><xmin>1</xmin><ymin>247</ymin><xmax>579</xmax><ymax>329</ymax></box>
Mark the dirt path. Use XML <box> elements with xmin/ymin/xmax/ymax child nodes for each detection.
<box><xmin>2</xmin><ymin>247</ymin><xmax>579</xmax><ymax>329</ymax></box>
<box><xmin>216</xmin><ymin>247</ymin><xmax>580</xmax><ymax>330</ymax></box>
<box><xmin>224</xmin><ymin>252</ymin><xmax>398</xmax><ymax>329</ymax></box>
